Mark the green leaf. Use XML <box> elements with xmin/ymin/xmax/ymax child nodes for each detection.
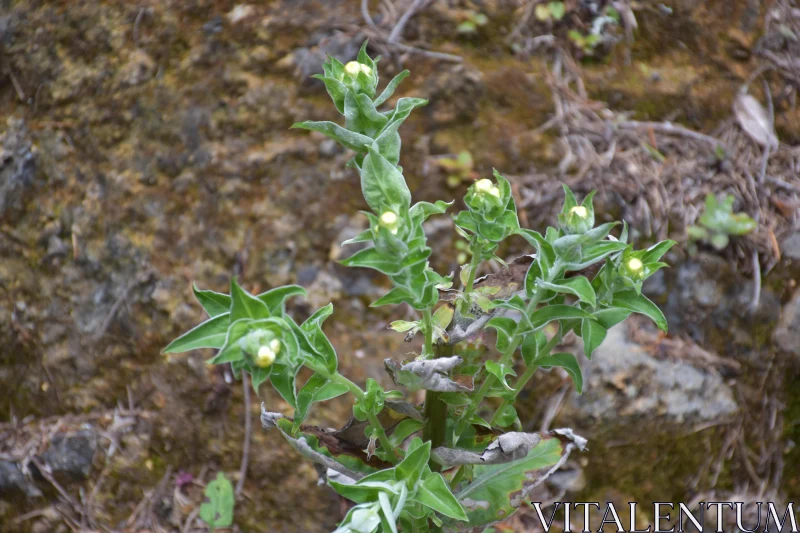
<box><xmin>520</xmin><ymin>331</ymin><xmax>546</xmax><ymax>366</ymax></box>
<box><xmin>641</xmin><ymin>240</ymin><xmax>676</xmax><ymax>264</ymax></box>
<box><xmin>291</xmin><ymin>121</ymin><xmax>373</xmax><ymax>152</ymax></box>
<box><xmin>193</xmin><ymin>285</ymin><xmax>231</xmax><ymax>317</ymax></box>
<box><xmin>342</xmin><ymin>247</ymin><xmax>404</xmax><ymax>276</ymax></box>
<box><xmin>230</xmin><ymin>279</ymin><xmax>269</xmax><ymax>322</ymax></box>
<box><xmin>371</xmin><ymin>286</ymin><xmax>415</xmax><ymax>307</ymax></box>
<box><xmin>536</xmin><ymin>352</ymin><xmax>583</xmax><ymax>393</ymax></box>
<box><xmin>163</xmin><ymin>313</ymin><xmax>230</xmax><ymax>353</ymax></box>
<box><xmin>258</xmin><ymin>285</ymin><xmax>306</xmax><ymax>316</ymax></box>
<box><xmin>395</xmin><ymin>438</ymin><xmax>431</xmax><ymax>489</ymax></box>
<box><xmin>374</xmin><ymin>70</ymin><xmax>410</xmax><ymax>107</ymax></box>
<box><xmin>612</xmin><ymin>290</ymin><xmax>668</xmax><ymax>332</ymax></box>
<box><xmin>455</xmin><ymin>438</ymin><xmax>563</xmax><ymax>527</ymax></box>
<box><xmin>562</xmin><ymin>240</ymin><xmax>626</xmax><ymax>271</ymax></box>
<box><xmin>390</xmin><ymin>419</ymin><xmax>425</xmax><ymax>446</ymax></box>
<box><xmin>580</xmin><ymin>318</ymin><xmax>606</xmax><ymax>358</ymax></box>
<box><xmin>485</xmin><ymin>361</ymin><xmax>516</xmax><ymax>390</ymax></box>
<box><xmin>415</xmin><ymin>473</ymin><xmax>469</xmax><ymax>521</ymax></box>
<box><xmin>548</xmin><ymin>1</ymin><xmax>566</xmax><ymax>20</ymax></box>
<box><xmin>346</xmin><ymin>91</ymin><xmax>389</xmax><ymax>137</ymax></box>
<box><xmin>199</xmin><ymin>473</ymin><xmax>234</xmax><ymax>529</ymax></box>
<box><xmin>311</xmin><ymin>74</ymin><xmax>347</xmax><ymax>114</ymax></box>
<box><xmin>493</xmin><ymin>404</ymin><xmax>518</xmax><ymax>428</ymax></box>
<box><xmin>485</xmin><ymin>317</ymin><xmax>517</xmax><ymax>353</ymax></box>
<box><xmin>293</xmin><ymin>374</ymin><xmax>349</xmax><ymax>431</ymax></box>
<box><xmin>537</xmin><ymin>276</ymin><xmax>596</xmax><ymax>307</ymax></box>
<box><xmin>529</xmin><ymin>305</ymin><xmax>594</xmax><ymax>329</ymax></box>
<box><xmin>360</xmin><ymin>145</ymin><xmax>412</xmax><ymax>212</ymax></box>
<box><xmin>409</xmin><ymin>200</ymin><xmax>453</xmax><ymax>221</ymax></box>
<box><xmin>592</xmin><ymin>307</ymin><xmax>631</xmax><ymax>328</ymax></box>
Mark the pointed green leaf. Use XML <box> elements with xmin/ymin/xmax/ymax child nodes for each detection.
<box><xmin>342</xmin><ymin>247</ymin><xmax>404</xmax><ymax>276</ymax></box>
<box><xmin>193</xmin><ymin>285</ymin><xmax>231</xmax><ymax>317</ymax></box>
<box><xmin>230</xmin><ymin>279</ymin><xmax>269</xmax><ymax>321</ymax></box>
<box><xmin>374</xmin><ymin>70</ymin><xmax>409</xmax><ymax>107</ymax></box>
<box><xmin>612</xmin><ymin>290</ymin><xmax>668</xmax><ymax>332</ymax></box>
<box><xmin>529</xmin><ymin>305</ymin><xmax>594</xmax><ymax>329</ymax></box>
<box><xmin>291</xmin><ymin>121</ymin><xmax>373</xmax><ymax>152</ymax></box>
<box><xmin>537</xmin><ymin>276</ymin><xmax>596</xmax><ymax>307</ymax></box>
<box><xmin>485</xmin><ymin>361</ymin><xmax>516</xmax><ymax>390</ymax></box>
<box><xmin>415</xmin><ymin>473</ymin><xmax>469</xmax><ymax>521</ymax></box>
<box><xmin>536</xmin><ymin>352</ymin><xmax>583</xmax><ymax>392</ymax></box>
<box><xmin>360</xmin><ymin>145</ymin><xmax>412</xmax><ymax>212</ymax></box>
<box><xmin>395</xmin><ymin>439</ymin><xmax>431</xmax><ymax>489</ymax></box>
<box><xmin>455</xmin><ymin>438</ymin><xmax>563</xmax><ymax>527</ymax></box>
<box><xmin>163</xmin><ymin>313</ymin><xmax>230</xmax><ymax>353</ymax></box>
<box><xmin>257</xmin><ymin>285</ymin><xmax>306</xmax><ymax>315</ymax></box>
<box><xmin>580</xmin><ymin>318</ymin><xmax>606</xmax><ymax>358</ymax></box>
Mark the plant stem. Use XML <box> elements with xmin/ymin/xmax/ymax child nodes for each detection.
<box><xmin>329</xmin><ymin>372</ymin><xmax>365</xmax><ymax>399</ymax></box>
<box><xmin>423</xmin><ymin>342</ymin><xmax>450</xmax><ymax>469</ymax></box>
<box><xmin>366</xmin><ymin>410</ymin><xmax>400</xmax><ymax>461</ymax></box>
<box><xmin>329</xmin><ymin>372</ymin><xmax>400</xmax><ymax>461</ymax></box>
<box><xmin>488</xmin><ymin>331</ymin><xmax>560</xmax><ymax>425</ymax></box>
<box><xmin>422</xmin><ymin>308</ymin><xmax>434</xmax><ymax>358</ymax></box>
<box><xmin>453</xmin><ymin>285</ymin><xmax>547</xmax><ymax>441</ymax></box>
<box><xmin>458</xmin><ymin>239</ymin><xmax>484</xmax><ymax>315</ymax></box>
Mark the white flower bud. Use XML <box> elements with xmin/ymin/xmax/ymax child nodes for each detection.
<box><xmin>269</xmin><ymin>338</ymin><xmax>281</xmax><ymax>354</ymax></box>
<box><xmin>344</xmin><ymin>61</ymin><xmax>361</xmax><ymax>77</ymax></box>
<box><xmin>474</xmin><ymin>179</ymin><xmax>494</xmax><ymax>194</ymax></box>
<box><xmin>488</xmin><ymin>186</ymin><xmax>501</xmax><ymax>198</ymax></box>
<box><xmin>255</xmin><ymin>345</ymin><xmax>276</xmax><ymax>368</ymax></box>
<box><xmin>359</xmin><ymin>63</ymin><xmax>372</xmax><ymax>76</ymax></box>
<box><xmin>569</xmin><ymin>205</ymin><xmax>588</xmax><ymax>219</ymax></box>
<box><xmin>627</xmin><ymin>258</ymin><xmax>643</xmax><ymax>273</ymax></box>
<box><xmin>379</xmin><ymin>210</ymin><xmax>399</xmax><ymax>234</ymax></box>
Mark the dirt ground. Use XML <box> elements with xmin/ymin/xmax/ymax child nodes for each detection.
<box><xmin>1</xmin><ymin>0</ymin><xmax>799</xmax><ymax>532</ymax></box>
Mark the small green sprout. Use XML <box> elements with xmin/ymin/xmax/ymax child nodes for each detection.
<box><xmin>688</xmin><ymin>193</ymin><xmax>757</xmax><ymax>251</ymax></box>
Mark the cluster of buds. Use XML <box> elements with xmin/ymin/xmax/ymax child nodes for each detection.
<box><xmin>340</xmin><ymin>60</ymin><xmax>376</xmax><ymax>96</ymax></box>
<box><xmin>238</xmin><ymin>329</ymin><xmax>281</xmax><ymax>368</ymax></box>
<box><xmin>473</xmin><ymin>178</ymin><xmax>500</xmax><ymax>198</ymax></box>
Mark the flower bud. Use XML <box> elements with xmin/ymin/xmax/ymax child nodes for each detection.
<box><xmin>569</xmin><ymin>205</ymin><xmax>588</xmax><ymax>219</ymax></box>
<box><xmin>622</xmin><ymin>257</ymin><xmax>645</xmax><ymax>280</ymax></box>
<box><xmin>474</xmin><ymin>179</ymin><xmax>494</xmax><ymax>194</ymax></box>
<box><xmin>379</xmin><ymin>210</ymin><xmax>399</xmax><ymax>235</ymax></box>
<box><xmin>488</xmin><ymin>186</ymin><xmax>500</xmax><ymax>198</ymax></box>
<box><xmin>255</xmin><ymin>344</ymin><xmax>277</xmax><ymax>367</ymax></box>
<box><xmin>344</xmin><ymin>61</ymin><xmax>362</xmax><ymax>77</ymax></box>
<box><xmin>563</xmin><ymin>204</ymin><xmax>591</xmax><ymax>234</ymax></box>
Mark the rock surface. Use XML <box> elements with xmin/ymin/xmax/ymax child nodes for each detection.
<box><xmin>564</xmin><ymin>323</ymin><xmax>738</xmax><ymax>429</ymax></box>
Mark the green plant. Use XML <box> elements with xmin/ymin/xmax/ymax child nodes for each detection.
<box><xmin>535</xmin><ymin>1</ymin><xmax>566</xmax><ymax>22</ymax></box>
<box><xmin>164</xmin><ymin>42</ymin><xmax>673</xmax><ymax>533</ymax></box>
<box><xmin>437</xmin><ymin>151</ymin><xmax>476</xmax><ymax>189</ymax></box>
<box><xmin>457</xmin><ymin>11</ymin><xmax>488</xmax><ymax>34</ymax></box>
<box><xmin>199</xmin><ymin>473</ymin><xmax>235</xmax><ymax>530</ymax></box>
<box><xmin>688</xmin><ymin>193</ymin><xmax>757</xmax><ymax>250</ymax></box>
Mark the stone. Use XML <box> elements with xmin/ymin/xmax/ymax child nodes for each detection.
<box><xmin>0</xmin><ymin>118</ymin><xmax>38</xmax><ymax>223</ymax></box>
<box><xmin>781</xmin><ymin>232</ymin><xmax>800</xmax><ymax>261</ymax></box>
<box><xmin>564</xmin><ymin>323</ymin><xmax>738</xmax><ymax>430</ymax></box>
<box><xmin>774</xmin><ymin>288</ymin><xmax>800</xmax><ymax>359</ymax></box>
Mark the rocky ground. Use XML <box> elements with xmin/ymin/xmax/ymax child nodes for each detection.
<box><xmin>1</xmin><ymin>0</ymin><xmax>799</xmax><ymax>532</ymax></box>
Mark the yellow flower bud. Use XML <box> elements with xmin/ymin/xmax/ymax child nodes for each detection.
<box><xmin>379</xmin><ymin>211</ymin><xmax>399</xmax><ymax>234</ymax></box>
<box><xmin>474</xmin><ymin>179</ymin><xmax>494</xmax><ymax>194</ymax></box>
<box><xmin>255</xmin><ymin>345</ymin><xmax>276</xmax><ymax>367</ymax></box>
<box><xmin>344</xmin><ymin>61</ymin><xmax>362</xmax><ymax>77</ymax></box>
<box><xmin>569</xmin><ymin>205</ymin><xmax>588</xmax><ymax>219</ymax></box>
<box><xmin>488</xmin><ymin>186</ymin><xmax>501</xmax><ymax>198</ymax></box>
<box><xmin>360</xmin><ymin>64</ymin><xmax>372</xmax><ymax>76</ymax></box>
<box><xmin>627</xmin><ymin>258</ymin><xmax>643</xmax><ymax>273</ymax></box>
